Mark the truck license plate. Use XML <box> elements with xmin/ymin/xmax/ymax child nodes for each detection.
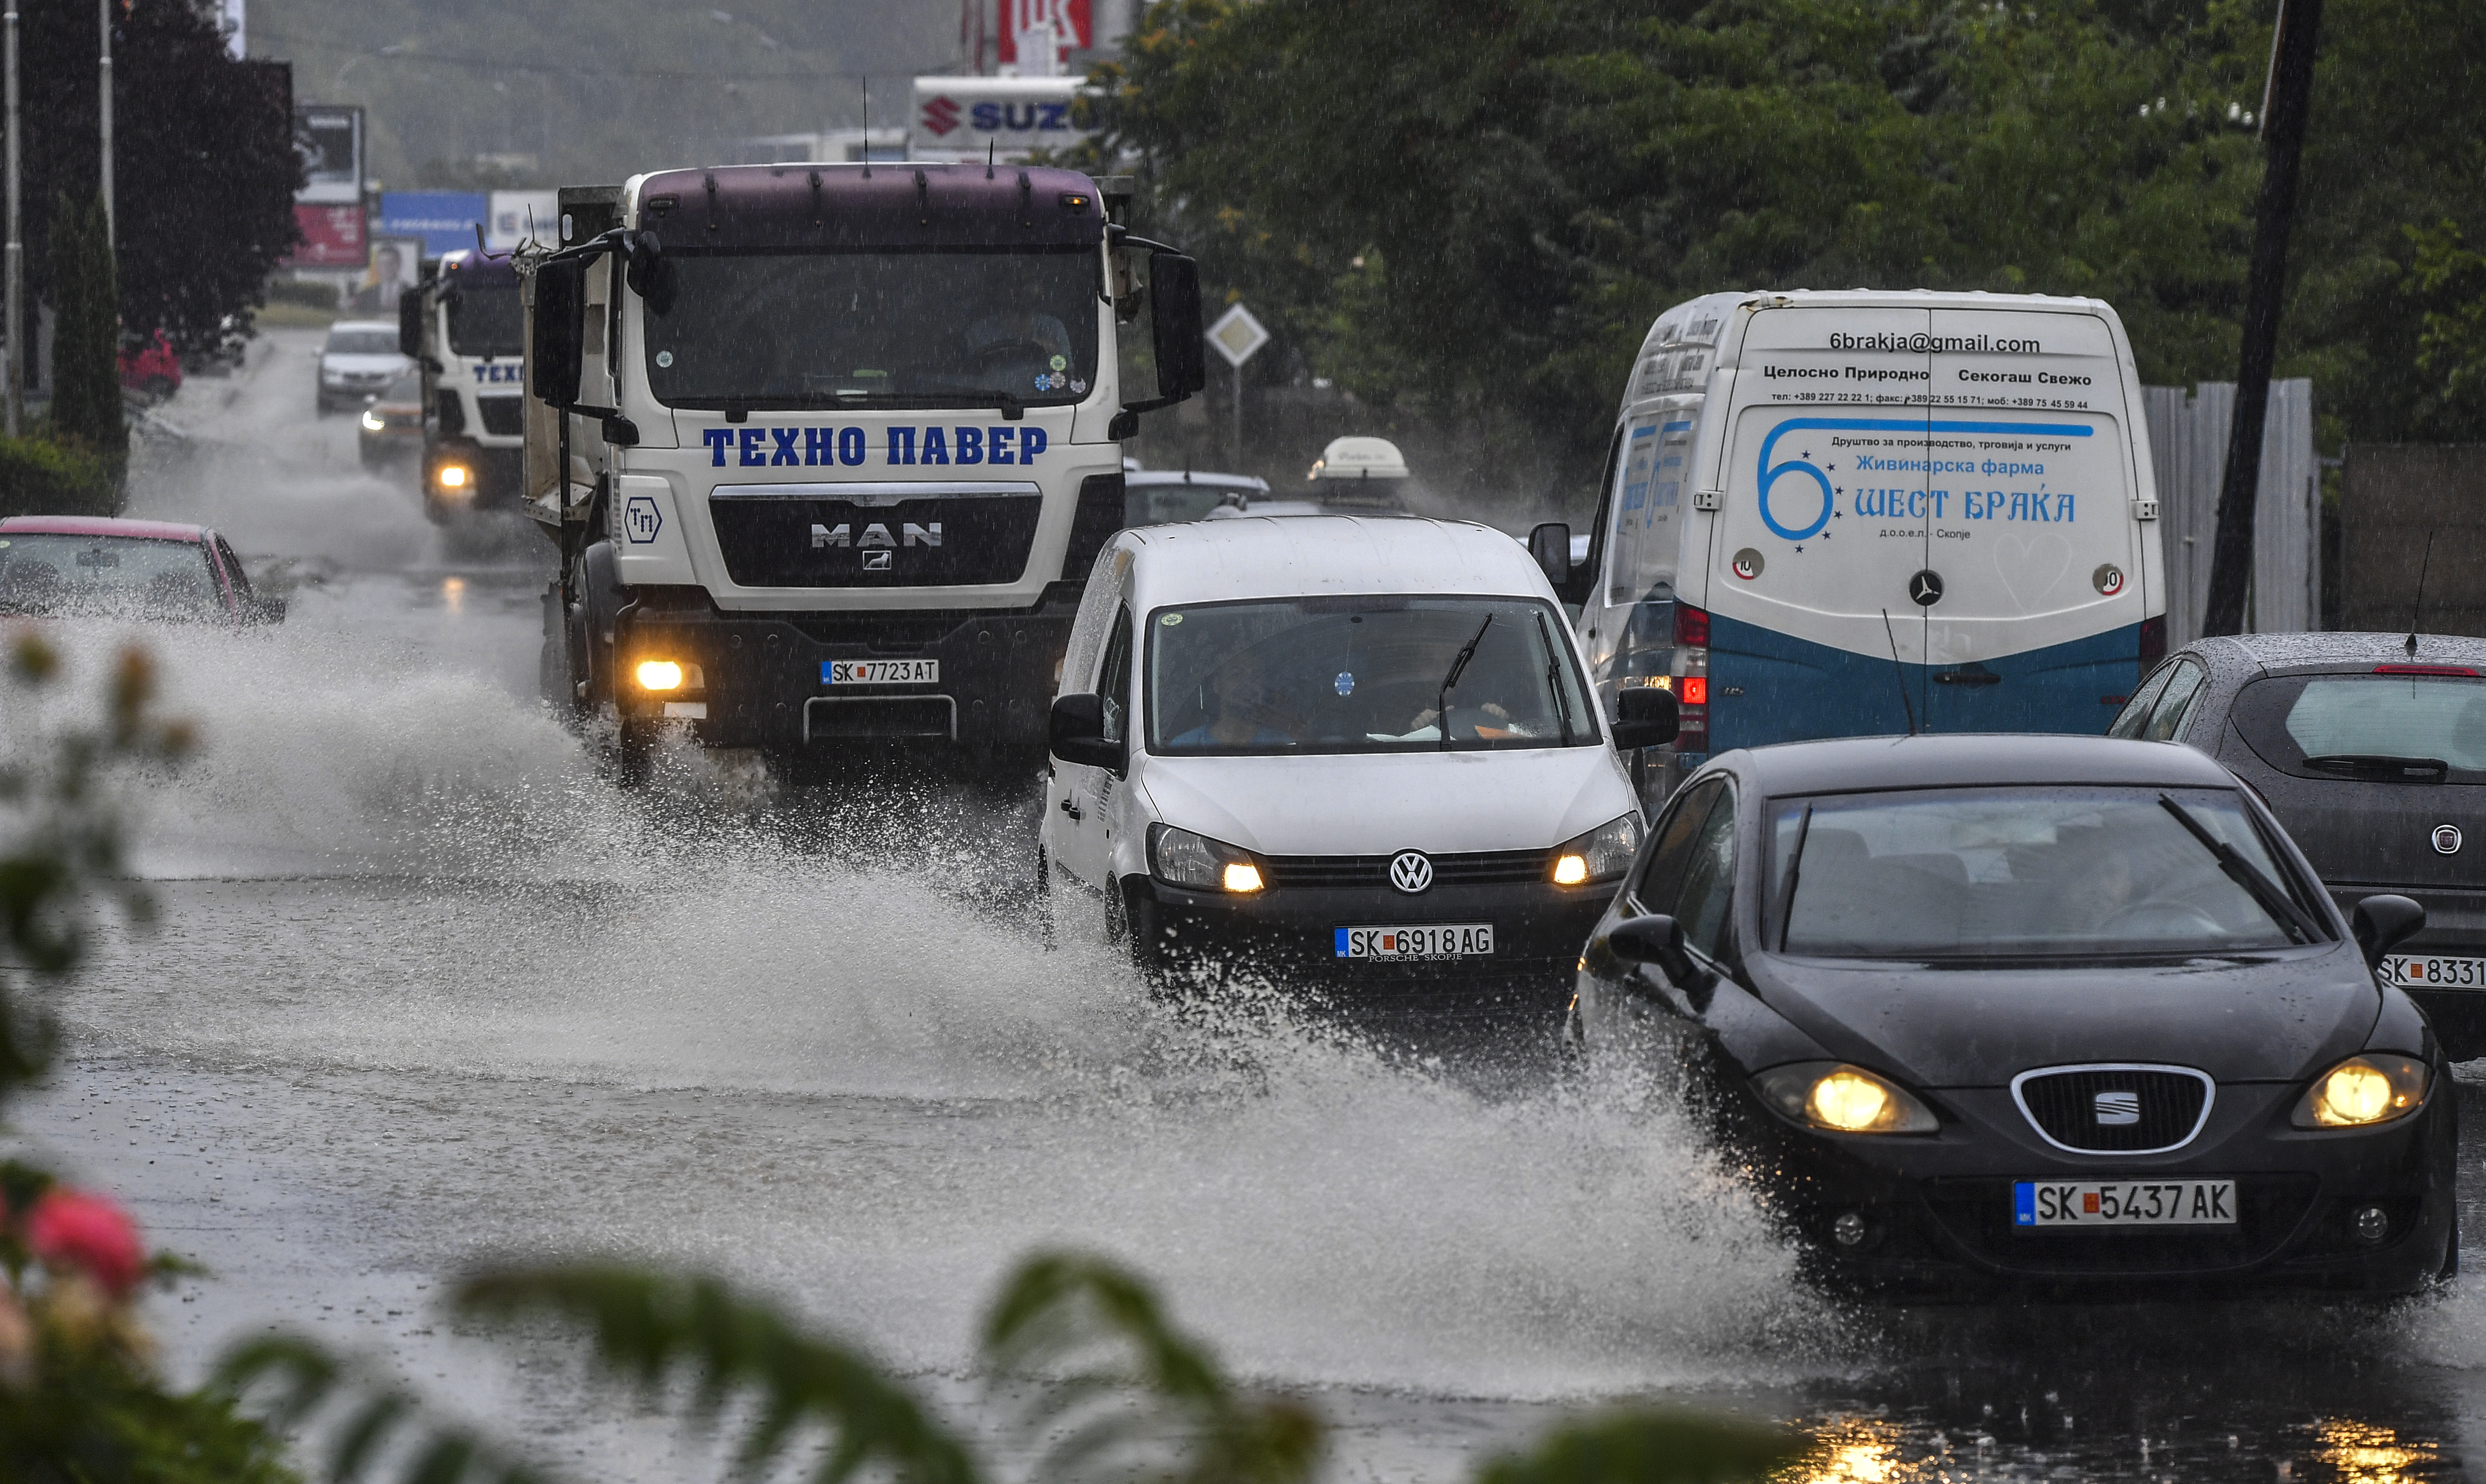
<box><xmin>1334</xmin><ymin>924</ymin><xmax>1494</xmax><ymax>960</ymax></box>
<box><xmin>823</xmin><ymin>659</ymin><xmax>938</xmax><ymax>685</ymax></box>
<box><xmin>2013</xmin><ymin>1179</ymin><xmax>2236</xmax><ymax>1228</ymax></box>
<box><xmin>2386</xmin><ymin>954</ymin><xmax>2486</xmax><ymax>990</ymax></box>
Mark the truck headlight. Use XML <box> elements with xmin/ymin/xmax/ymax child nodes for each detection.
<box><xmin>1149</xmin><ymin>824</ymin><xmax>1263</xmax><ymax>893</ymax></box>
<box><xmin>1551</xmin><ymin>814</ymin><xmax>1641</xmax><ymax>886</ymax></box>
<box><xmin>1755</xmin><ymin>1062</ymin><xmax>1940</xmax><ymax>1134</ymax></box>
<box><xmin>632</xmin><ymin>661</ymin><xmax>704</xmax><ymax>692</ymax></box>
<box><xmin>2293</xmin><ymin>1055</ymin><xmax>2428</xmax><ymax>1128</ymax></box>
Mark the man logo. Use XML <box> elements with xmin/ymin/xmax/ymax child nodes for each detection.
<box><xmin>2094</xmin><ymin>1090</ymin><xmax>2141</xmax><ymax>1126</ymax></box>
<box><xmin>1388</xmin><ymin>851</ymin><xmax>1434</xmax><ymax>894</ymax></box>
<box><xmin>2435</xmin><ymin>824</ymin><xmax>2463</xmax><ymax>856</ymax></box>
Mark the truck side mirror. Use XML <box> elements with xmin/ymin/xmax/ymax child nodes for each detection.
<box><xmin>530</xmin><ymin>257</ymin><xmax>587</xmax><ymax>410</ymax></box>
<box><xmin>625</xmin><ymin>231</ymin><xmax>674</xmax><ymax>314</ymax></box>
<box><xmin>397</xmin><ymin>288</ymin><xmax>424</xmax><ymax>359</ymax></box>
<box><xmin>2352</xmin><ymin>894</ymin><xmax>2426</xmax><ymax>968</ymax></box>
<box><xmin>1151</xmin><ymin>250</ymin><xmax>1205</xmax><ymax>400</ymax></box>
<box><xmin>1049</xmin><ymin>693</ymin><xmax>1125</xmax><ymax>772</ymax></box>
<box><xmin>1610</xmin><ymin>686</ymin><xmax>1680</xmax><ymax>751</ymax></box>
<box><xmin>1528</xmin><ymin>522</ymin><xmax>1571</xmax><ymax>588</ymax></box>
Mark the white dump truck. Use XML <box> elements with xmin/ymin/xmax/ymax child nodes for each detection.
<box><xmin>518</xmin><ymin>164</ymin><xmax>1203</xmax><ymax>761</ymax></box>
<box><xmin>397</xmin><ymin>249</ymin><xmax>530</xmax><ymax>522</ymax></box>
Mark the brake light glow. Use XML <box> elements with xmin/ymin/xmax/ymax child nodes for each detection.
<box><xmin>1680</xmin><ymin>677</ymin><xmax>1709</xmax><ymax>706</ymax></box>
<box><xmin>2375</xmin><ymin>665</ymin><xmax>2478</xmax><ymax>677</ymax></box>
<box><xmin>1674</xmin><ymin>602</ymin><xmax>1710</xmax><ymax>648</ymax></box>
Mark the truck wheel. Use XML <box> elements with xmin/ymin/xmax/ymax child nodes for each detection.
<box><xmin>610</xmin><ymin>716</ymin><xmax>657</xmax><ymax>790</ymax></box>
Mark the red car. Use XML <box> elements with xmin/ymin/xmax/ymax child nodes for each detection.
<box><xmin>0</xmin><ymin>516</ymin><xmax>281</xmax><ymax>622</ymax></box>
<box><xmin>117</xmin><ymin>329</ymin><xmax>182</xmax><ymax>400</ymax></box>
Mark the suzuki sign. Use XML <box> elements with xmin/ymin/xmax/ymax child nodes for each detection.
<box><xmin>909</xmin><ymin>76</ymin><xmax>1094</xmax><ymax>164</ymax></box>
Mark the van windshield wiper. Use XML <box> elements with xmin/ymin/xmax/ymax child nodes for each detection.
<box><xmin>1533</xmin><ymin>609</ymin><xmax>1574</xmax><ymax>746</ymax></box>
<box><xmin>1436</xmin><ymin>614</ymin><xmax>1492</xmax><ymax>752</ymax></box>
<box><xmin>2155</xmin><ymin>795</ymin><xmax>2321</xmax><ymax>945</ymax></box>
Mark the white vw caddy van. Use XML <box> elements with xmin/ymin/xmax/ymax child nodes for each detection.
<box><xmin>1041</xmin><ymin>516</ymin><xmax>1678</xmax><ymax>1002</ymax></box>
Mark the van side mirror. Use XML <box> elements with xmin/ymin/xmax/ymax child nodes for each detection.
<box><xmin>2352</xmin><ymin>894</ymin><xmax>2426</xmax><ymax>968</ymax></box>
<box><xmin>1604</xmin><ymin>914</ymin><xmax>1696</xmax><ymax>982</ymax></box>
<box><xmin>529</xmin><ymin>257</ymin><xmax>587</xmax><ymax>409</ymax></box>
<box><xmin>1049</xmin><ymin>693</ymin><xmax>1125</xmax><ymax>772</ymax></box>
<box><xmin>397</xmin><ymin>288</ymin><xmax>424</xmax><ymax>359</ymax></box>
<box><xmin>1610</xmin><ymin>686</ymin><xmax>1680</xmax><ymax>751</ymax></box>
<box><xmin>1151</xmin><ymin>250</ymin><xmax>1205</xmax><ymax>400</ymax></box>
<box><xmin>1528</xmin><ymin>522</ymin><xmax>1571</xmax><ymax>588</ymax></box>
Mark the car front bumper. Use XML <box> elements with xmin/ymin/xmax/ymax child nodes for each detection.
<box><xmin>1721</xmin><ymin>1077</ymin><xmax>2457</xmax><ymax>1297</ymax></box>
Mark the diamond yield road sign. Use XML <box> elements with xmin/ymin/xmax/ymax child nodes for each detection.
<box><xmin>1208</xmin><ymin>303</ymin><xmax>1270</xmax><ymax>368</ymax></box>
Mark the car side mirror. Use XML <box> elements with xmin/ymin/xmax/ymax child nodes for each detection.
<box><xmin>245</xmin><ymin>594</ymin><xmax>287</xmax><ymax>625</ymax></box>
<box><xmin>2352</xmin><ymin>894</ymin><xmax>2426</xmax><ymax>969</ymax></box>
<box><xmin>1049</xmin><ymin>693</ymin><xmax>1124</xmax><ymax>772</ymax></box>
<box><xmin>1528</xmin><ymin>522</ymin><xmax>1571</xmax><ymax>588</ymax></box>
<box><xmin>1151</xmin><ymin>250</ymin><xmax>1206</xmax><ymax>400</ymax></box>
<box><xmin>1610</xmin><ymin>686</ymin><xmax>1680</xmax><ymax>751</ymax></box>
<box><xmin>397</xmin><ymin>290</ymin><xmax>424</xmax><ymax>358</ymax></box>
<box><xmin>529</xmin><ymin>256</ymin><xmax>587</xmax><ymax>409</ymax></box>
<box><xmin>1604</xmin><ymin>913</ymin><xmax>1696</xmax><ymax>983</ymax></box>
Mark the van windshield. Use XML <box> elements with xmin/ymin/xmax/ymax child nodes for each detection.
<box><xmin>1146</xmin><ymin>596</ymin><xmax>1598</xmax><ymax>755</ymax></box>
<box><xmin>1767</xmin><ymin>787</ymin><xmax>2311</xmax><ymax>959</ymax></box>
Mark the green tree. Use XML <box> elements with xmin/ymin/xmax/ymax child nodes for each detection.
<box><xmin>48</xmin><ymin>192</ymin><xmax>128</xmax><ymax>462</ymax></box>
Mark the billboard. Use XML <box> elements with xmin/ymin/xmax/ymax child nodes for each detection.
<box><xmin>285</xmin><ymin>202</ymin><xmax>366</xmax><ymax>268</ymax></box>
<box><xmin>910</xmin><ymin>76</ymin><xmax>1092</xmax><ymax>164</ymax></box>
<box><xmin>996</xmin><ymin>0</ymin><xmax>1091</xmax><ymax>76</ymax></box>
<box><xmin>376</xmin><ymin>191</ymin><xmax>488</xmax><ymax>258</ymax></box>
<box><xmin>486</xmin><ymin>190</ymin><xmax>558</xmax><ymax>250</ymax></box>
<box><xmin>294</xmin><ymin>105</ymin><xmax>362</xmax><ymax>205</ymax></box>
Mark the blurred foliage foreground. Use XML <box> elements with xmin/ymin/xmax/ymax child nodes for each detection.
<box><xmin>0</xmin><ymin>629</ymin><xmax>1806</xmax><ymax>1483</ymax></box>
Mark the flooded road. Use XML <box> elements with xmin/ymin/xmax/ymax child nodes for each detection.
<box><xmin>9</xmin><ymin>330</ymin><xmax>2486</xmax><ymax>1481</ymax></box>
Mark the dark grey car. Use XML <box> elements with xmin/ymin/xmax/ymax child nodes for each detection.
<box><xmin>2108</xmin><ymin>632</ymin><xmax>2486</xmax><ymax>1055</ymax></box>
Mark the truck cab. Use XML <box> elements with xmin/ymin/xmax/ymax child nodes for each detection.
<box><xmin>398</xmin><ymin>249</ymin><xmax>529</xmax><ymax>522</ymax></box>
<box><xmin>520</xmin><ymin>163</ymin><xmax>1203</xmax><ymax>766</ymax></box>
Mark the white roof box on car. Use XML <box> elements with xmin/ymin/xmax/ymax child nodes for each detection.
<box><xmin>1307</xmin><ymin>435</ymin><xmax>1409</xmax><ymax>482</ymax></box>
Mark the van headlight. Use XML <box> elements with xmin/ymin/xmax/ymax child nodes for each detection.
<box><xmin>1755</xmin><ymin>1062</ymin><xmax>1940</xmax><ymax>1134</ymax></box>
<box><xmin>1551</xmin><ymin>814</ymin><xmax>1641</xmax><ymax>886</ymax></box>
<box><xmin>1149</xmin><ymin>824</ymin><xmax>1263</xmax><ymax>893</ymax></box>
<box><xmin>2293</xmin><ymin>1055</ymin><xmax>2429</xmax><ymax>1128</ymax></box>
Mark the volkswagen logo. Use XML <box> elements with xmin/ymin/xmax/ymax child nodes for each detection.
<box><xmin>2093</xmin><ymin>1090</ymin><xmax>2141</xmax><ymax>1126</ymax></box>
<box><xmin>2436</xmin><ymin>824</ymin><xmax>2463</xmax><ymax>856</ymax></box>
<box><xmin>1388</xmin><ymin>851</ymin><xmax>1434</xmax><ymax>894</ymax></box>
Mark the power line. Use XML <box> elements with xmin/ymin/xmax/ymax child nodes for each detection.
<box><xmin>252</xmin><ymin>28</ymin><xmax>948</xmax><ymax>85</ymax></box>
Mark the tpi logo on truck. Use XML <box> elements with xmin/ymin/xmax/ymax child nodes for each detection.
<box><xmin>918</xmin><ymin>95</ymin><xmax>1076</xmax><ymax>137</ymax></box>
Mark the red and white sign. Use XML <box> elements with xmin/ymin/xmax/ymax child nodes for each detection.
<box><xmin>285</xmin><ymin>203</ymin><xmax>367</xmax><ymax>268</ymax></box>
<box><xmin>997</xmin><ymin>0</ymin><xmax>1090</xmax><ymax>75</ymax></box>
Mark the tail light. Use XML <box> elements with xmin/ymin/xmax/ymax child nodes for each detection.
<box><xmin>1674</xmin><ymin>602</ymin><xmax>1710</xmax><ymax>648</ymax></box>
<box><xmin>2138</xmin><ymin>614</ymin><xmax>2165</xmax><ymax>669</ymax></box>
<box><xmin>2376</xmin><ymin>664</ymin><xmax>2478</xmax><ymax>677</ymax></box>
<box><xmin>1679</xmin><ymin>677</ymin><xmax>1708</xmax><ymax>706</ymax></box>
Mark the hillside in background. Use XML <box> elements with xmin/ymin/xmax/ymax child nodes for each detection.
<box><xmin>250</xmin><ymin>0</ymin><xmax>958</xmax><ymax>188</ymax></box>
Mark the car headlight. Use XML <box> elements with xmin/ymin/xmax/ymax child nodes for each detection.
<box><xmin>1754</xmin><ymin>1062</ymin><xmax>1940</xmax><ymax>1134</ymax></box>
<box><xmin>1551</xmin><ymin>813</ymin><xmax>1641</xmax><ymax>886</ymax></box>
<box><xmin>360</xmin><ymin>409</ymin><xmax>386</xmax><ymax>432</ymax></box>
<box><xmin>1148</xmin><ymin>824</ymin><xmax>1263</xmax><ymax>893</ymax></box>
<box><xmin>2293</xmin><ymin>1055</ymin><xmax>2429</xmax><ymax>1128</ymax></box>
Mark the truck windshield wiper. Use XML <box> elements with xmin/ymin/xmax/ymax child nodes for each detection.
<box><xmin>2303</xmin><ymin>754</ymin><xmax>2449</xmax><ymax>783</ymax></box>
<box><xmin>1436</xmin><ymin>614</ymin><xmax>1492</xmax><ymax>752</ymax></box>
<box><xmin>2156</xmin><ymin>794</ymin><xmax>2321</xmax><ymax>945</ymax></box>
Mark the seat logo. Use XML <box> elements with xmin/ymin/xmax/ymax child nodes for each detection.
<box><xmin>2093</xmin><ymin>1090</ymin><xmax>2141</xmax><ymax>1126</ymax></box>
<box><xmin>2435</xmin><ymin>824</ymin><xmax>2463</xmax><ymax>856</ymax></box>
<box><xmin>1388</xmin><ymin>852</ymin><xmax>1433</xmax><ymax>894</ymax></box>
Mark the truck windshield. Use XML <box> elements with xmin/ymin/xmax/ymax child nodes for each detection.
<box><xmin>1146</xmin><ymin>596</ymin><xmax>1599</xmax><ymax>756</ymax></box>
<box><xmin>643</xmin><ymin>246</ymin><xmax>1098</xmax><ymax>410</ymax></box>
<box><xmin>447</xmin><ymin>283</ymin><xmax>524</xmax><ymax>359</ymax></box>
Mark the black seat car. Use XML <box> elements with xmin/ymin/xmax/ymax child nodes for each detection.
<box><xmin>1571</xmin><ymin>734</ymin><xmax>2451</xmax><ymax>1297</ymax></box>
<box><xmin>2108</xmin><ymin>633</ymin><xmax>2486</xmax><ymax>1057</ymax></box>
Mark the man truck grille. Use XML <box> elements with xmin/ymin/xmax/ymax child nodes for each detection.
<box><xmin>2011</xmin><ymin>1066</ymin><xmax>2213</xmax><ymax>1154</ymax></box>
<box><xmin>709</xmin><ymin>483</ymin><xmax>1040</xmax><ymax>589</ymax></box>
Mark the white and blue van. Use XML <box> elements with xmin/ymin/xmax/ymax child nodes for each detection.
<box><xmin>1564</xmin><ymin>290</ymin><xmax>2167</xmax><ymax>796</ymax></box>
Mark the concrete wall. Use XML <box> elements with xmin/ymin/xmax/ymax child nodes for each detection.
<box><xmin>2340</xmin><ymin>444</ymin><xmax>2486</xmax><ymax>638</ymax></box>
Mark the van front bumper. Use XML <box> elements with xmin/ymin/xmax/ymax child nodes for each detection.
<box><xmin>1122</xmin><ymin>874</ymin><xmax>1616</xmax><ymax>1011</ymax></box>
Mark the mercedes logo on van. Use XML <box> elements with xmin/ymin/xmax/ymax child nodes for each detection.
<box><xmin>2436</xmin><ymin>824</ymin><xmax>2463</xmax><ymax>856</ymax></box>
<box><xmin>1388</xmin><ymin>852</ymin><xmax>1435</xmax><ymax>894</ymax></box>
<box><xmin>1908</xmin><ymin>569</ymin><xmax>1945</xmax><ymax>607</ymax></box>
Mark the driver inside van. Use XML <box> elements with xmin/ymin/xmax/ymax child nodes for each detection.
<box><xmin>964</xmin><ymin>262</ymin><xmax>1073</xmax><ymax>377</ymax></box>
<box><xmin>1169</xmin><ymin>647</ymin><xmax>1296</xmax><ymax>748</ymax></box>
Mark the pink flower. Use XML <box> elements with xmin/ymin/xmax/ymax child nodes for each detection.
<box><xmin>26</xmin><ymin>1188</ymin><xmax>145</xmax><ymax>1298</ymax></box>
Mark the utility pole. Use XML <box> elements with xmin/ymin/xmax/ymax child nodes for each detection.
<box><xmin>6</xmin><ymin>0</ymin><xmax>21</xmax><ymax>439</ymax></box>
<box><xmin>2201</xmin><ymin>0</ymin><xmax>2323</xmax><ymax>637</ymax></box>
<box><xmin>99</xmin><ymin>0</ymin><xmax>114</xmax><ymax>245</ymax></box>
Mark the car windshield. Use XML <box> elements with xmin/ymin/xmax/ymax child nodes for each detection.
<box><xmin>381</xmin><ymin>371</ymin><xmax>421</xmax><ymax>401</ymax></box>
<box><xmin>1766</xmin><ymin>786</ymin><xmax>2310</xmax><ymax>959</ymax></box>
<box><xmin>2283</xmin><ymin>674</ymin><xmax>2486</xmax><ymax>775</ymax></box>
<box><xmin>1146</xmin><ymin>596</ymin><xmax>1597</xmax><ymax>755</ymax></box>
<box><xmin>643</xmin><ymin>246</ymin><xmax>1099</xmax><ymax>410</ymax></box>
<box><xmin>446</xmin><ymin>281</ymin><xmax>524</xmax><ymax>359</ymax></box>
<box><xmin>0</xmin><ymin>533</ymin><xmax>219</xmax><ymax>618</ymax></box>
<box><xmin>324</xmin><ymin>329</ymin><xmax>399</xmax><ymax>356</ymax></box>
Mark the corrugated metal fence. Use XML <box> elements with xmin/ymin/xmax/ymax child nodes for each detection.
<box><xmin>2140</xmin><ymin>379</ymin><xmax>2318</xmax><ymax>645</ymax></box>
